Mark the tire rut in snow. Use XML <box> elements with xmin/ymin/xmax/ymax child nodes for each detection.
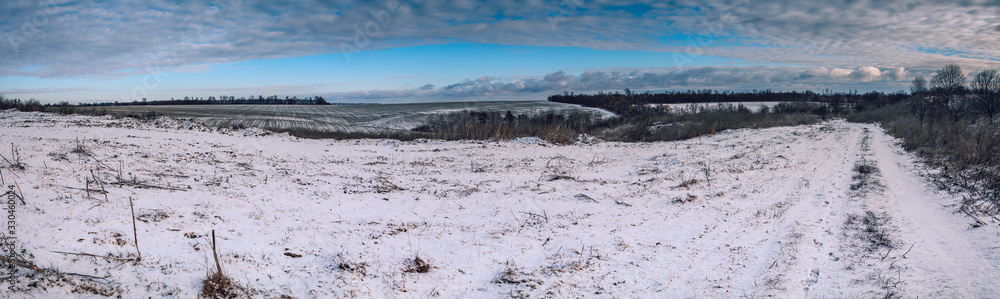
<box><xmin>840</xmin><ymin>126</ymin><xmax>908</xmax><ymax>298</ymax></box>
<box><xmin>749</xmin><ymin>122</ymin><xmax>856</xmax><ymax>297</ymax></box>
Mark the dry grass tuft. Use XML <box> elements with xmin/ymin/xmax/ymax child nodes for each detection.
<box><xmin>200</xmin><ymin>270</ymin><xmax>239</xmax><ymax>299</ymax></box>
<box><xmin>199</xmin><ymin>230</ymin><xmax>246</xmax><ymax>298</ymax></box>
<box><xmin>403</xmin><ymin>255</ymin><xmax>431</xmax><ymax>273</ymax></box>
<box><xmin>845</xmin><ymin>211</ymin><xmax>897</xmax><ymax>252</ymax></box>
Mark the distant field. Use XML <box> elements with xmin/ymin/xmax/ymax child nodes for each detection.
<box><xmin>88</xmin><ymin>101</ymin><xmax>612</xmax><ymax>134</ymax></box>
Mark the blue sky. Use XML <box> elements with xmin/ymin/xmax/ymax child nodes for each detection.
<box><xmin>1</xmin><ymin>0</ymin><xmax>999</xmax><ymax>103</ymax></box>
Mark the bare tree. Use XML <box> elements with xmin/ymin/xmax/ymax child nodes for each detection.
<box><xmin>909</xmin><ymin>76</ymin><xmax>933</xmax><ymax>121</ymax></box>
<box><xmin>929</xmin><ymin>64</ymin><xmax>967</xmax><ymax>119</ymax></box>
<box><xmin>910</xmin><ymin>76</ymin><xmax>928</xmax><ymax>95</ymax></box>
<box><xmin>971</xmin><ymin>68</ymin><xmax>1000</xmax><ymax>124</ymax></box>
<box><xmin>930</xmin><ymin>64</ymin><xmax>967</xmax><ymax>94</ymax></box>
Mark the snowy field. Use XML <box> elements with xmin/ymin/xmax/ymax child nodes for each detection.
<box><xmin>88</xmin><ymin>101</ymin><xmax>613</xmax><ymax>134</ymax></box>
<box><xmin>1</xmin><ymin>110</ymin><xmax>999</xmax><ymax>298</ymax></box>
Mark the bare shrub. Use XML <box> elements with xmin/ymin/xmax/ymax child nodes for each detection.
<box><xmin>201</xmin><ymin>271</ymin><xmax>239</xmax><ymax>299</ymax></box>
<box><xmin>403</xmin><ymin>255</ymin><xmax>430</xmax><ymax>273</ymax></box>
<box><xmin>544</xmin><ymin>155</ymin><xmax>574</xmax><ymax>181</ymax></box>
<box><xmin>0</xmin><ymin>143</ymin><xmax>25</xmax><ymax>171</ymax></box>
<box><xmin>335</xmin><ymin>254</ymin><xmax>368</xmax><ymax>276</ymax></box>
<box><xmin>850</xmin><ymin>159</ymin><xmax>884</xmax><ymax>196</ymax></box>
<box><xmin>845</xmin><ymin>211</ymin><xmax>897</xmax><ymax>252</ymax></box>
<box><xmin>200</xmin><ymin>230</ymin><xmax>248</xmax><ymax>298</ymax></box>
<box><xmin>413</xmin><ymin>110</ymin><xmax>595</xmax><ymax>144</ymax></box>
<box><xmin>493</xmin><ymin>263</ymin><xmax>541</xmax><ymax>287</ymax></box>
<box><xmin>970</xmin><ymin>68</ymin><xmax>1000</xmax><ymax>124</ymax></box>
<box><xmin>638</xmin><ymin>107</ymin><xmax>820</xmax><ymax>142</ymax></box>
<box><xmin>849</xmin><ymin>99</ymin><xmax>1000</xmax><ymax>215</ymax></box>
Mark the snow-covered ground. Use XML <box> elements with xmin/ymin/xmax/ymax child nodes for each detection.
<box><xmin>1</xmin><ymin>110</ymin><xmax>998</xmax><ymax>298</ymax></box>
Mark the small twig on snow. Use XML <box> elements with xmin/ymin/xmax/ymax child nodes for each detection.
<box><xmin>51</xmin><ymin>250</ymin><xmax>138</xmax><ymax>262</ymax></box>
<box><xmin>901</xmin><ymin>243</ymin><xmax>915</xmax><ymax>259</ymax></box>
<box><xmin>880</xmin><ymin>248</ymin><xmax>893</xmax><ymax>261</ymax></box>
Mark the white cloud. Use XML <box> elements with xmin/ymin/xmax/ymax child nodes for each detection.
<box><xmin>850</xmin><ymin>67</ymin><xmax>883</xmax><ymax>81</ymax></box>
<box><xmin>1</xmin><ymin>0</ymin><xmax>998</xmax><ymax>82</ymax></box>
<box><xmin>830</xmin><ymin>68</ymin><xmax>854</xmax><ymax>78</ymax></box>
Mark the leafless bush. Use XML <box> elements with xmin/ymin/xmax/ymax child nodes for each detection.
<box><xmin>493</xmin><ymin>263</ymin><xmax>541</xmax><ymax>287</ymax></box>
<box><xmin>620</xmin><ymin>108</ymin><xmax>820</xmax><ymax>142</ymax></box>
<box><xmin>544</xmin><ymin>155</ymin><xmax>574</xmax><ymax>181</ymax></box>
<box><xmin>200</xmin><ymin>230</ymin><xmax>249</xmax><ymax>298</ymax></box>
<box><xmin>873</xmin><ymin>266</ymin><xmax>905</xmax><ymax>299</ymax></box>
<box><xmin>342</xmin><ymin>174</ymin><xmax>406</xmax><ymax>194</ymax></box>
<box><xmin>403</xmin><ymin>255</ymin><xmax>430</xmax><ymax>273</ymax></box>
<box><xmin>54</xmin><ymin>101</ymin><xmax>76</xmax><ymax>115</ymax></box>
<box><xmin>413</xmin><ymin>110</ymin><xmax>592</xmax><ymax>144</ymax></box>
<box><xmin>71</xmin><ymin>138</ymin><xmax>89</xmax><ymax>156</ymax></box>
<box><xmin>845</xmin><ymin>211</ymin><xmax>898</xmax><ymax>252</ymax></box>
<box><xmin>849</xmin><ymin>87</ymin><xmax>1000</xmax><ymax>215</ymax></box>
<box><xmin>470</xmin><ymin>160</ymin><xmax>486</xmax><ymax>173</ymax></box>
<box><xmin>1</xmin><ymin>143</ymin><xmax>25</xmax><ymax>171</ymax></box>
<box><xmin>970</xmin><ymin>68</ymin><xmax>1000</xmax><ymax>123</ymax></box>
<box><xmin>851</xmin><ymin>159</ymin><xmax>884</xmax><ymax>195</ymax></box>
<box><xmin>333</xmin><ymin>253</ymin><xmax>368</xmax><ymax>276</ymax></box>
<box><xmin>0</xmin><ymin>94</ymin><xmax>44</xmax><ymax>112</ymax></box>
<box><xmin>492</xmin><ymin>262</ymin><xmax>542</xmax><ymax>298</ymax></box>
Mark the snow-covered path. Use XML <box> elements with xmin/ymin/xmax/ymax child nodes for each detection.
<box><xmin>867</xmin><ymin>122</ymin><xmax>1000</xmax><ymax>298</ymax></box>
<box><xmin>1</xmin><ymin>111</ymin><xmax>998</xmax><ymax>298</ymax></box>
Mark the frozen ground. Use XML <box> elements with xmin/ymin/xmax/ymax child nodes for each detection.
<box><xmin>1</xmin><ymin>110</ymin><xmax>998</xmax><ymax>298</ymax></box>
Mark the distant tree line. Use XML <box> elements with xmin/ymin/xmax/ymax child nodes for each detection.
<box><xmin>76</xmin><ymin>95</ymin><xmax>332</xmax><ymax>107</ymax></box>
<box><xmin>0</xmin><ymin>94</ymin><xmax>44</xmax><ymax>112</ymax></box>
<box><xmin>547</xmin><ymin>88</ymin><xmax>909</xmax><ymax>117</ymax></box>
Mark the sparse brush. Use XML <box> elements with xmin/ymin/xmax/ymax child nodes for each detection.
<box><xmin>71</xmin><ymin>138</ymin><xmax>89</xmax><ymax>155</ymax></box>
<box><xmin>699</xmin><ymin>161</ymin><xmax>713</xmax><ymax>186</ymax></box>
<box><xmin>403</xmin><ymin>255</ymin><xmax>430</xmax><ymax>273</ymax></box>
<box><xmin>493</xmin><ymin>263</ymin><xmax>534</xmax><ymax>285</ymax></box>
<box><xmin>677</xmin><ymin>179</ymin><xmax>699</xmax><ymax>189</ymax></box>
<box><xmin>850</xmin><ymin>159</ymin><xmax>883</xmax><ymax>193</ymax></box>
<box><xmin>849</xmin><ymin>101</ymin><xmax>1000</xmax><ymax>215</ymax></box>
<box><xmin>845</xmin><ymin>211</ymin><xmax>897</xmax><ymax>251</ymax></box>
<box><xmin>201</xmin><ymin>270</ymin><xmax>238</xmax><ymax>299</ymax></box>
<box><xmin>375</xmin><ymin>175</ymin><xmax>405</xmax><ymax>193</ymax></box>
<box><xmin>853</xmin><ymin>163</ymin><xmax>878</xmax><ymax>175</ymax></box>
<box><xmin>470</xmin><ymin>160</ymin><xmax>486</xmax><ymax>173</ymax></box>
<box><xmin>337</xmin><ymin>260</ymin><xmax>367</xmax><ymax>276</ymax></box>
<box><xmin>626</xmin><ymin>108</ymin><xmax>821</xmax><ymax>142</ymax></box>
<box><xmin>0</xmin><ymin>143</ymin><xmax>25</xmax><ymax>171</ymax></box>
<box><xmin>200</xmin><ymin>230</ymin><xmax>244</xmax><ymax>298</ymax></box>
<box><xmin>544</xmin><ymin>155</ymin><xmax>574</xmax><ymax>180</ymax></box>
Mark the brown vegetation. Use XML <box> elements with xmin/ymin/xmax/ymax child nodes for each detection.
<box><xmin>849</xmin><ymin>65</ymin><xmax>1000</xmax><ymax>215</ymax></box>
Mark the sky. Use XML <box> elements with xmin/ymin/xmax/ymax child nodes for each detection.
<box><xmin>1</xmin><ymin>0</ymin><xmax>999</xmax><ymax>104</ymax></box>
